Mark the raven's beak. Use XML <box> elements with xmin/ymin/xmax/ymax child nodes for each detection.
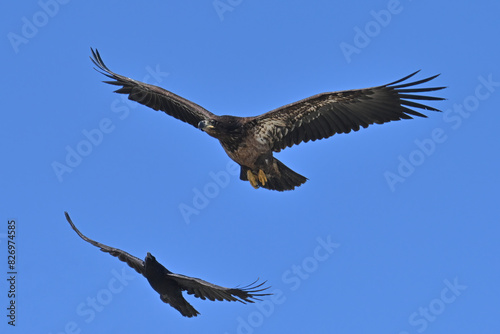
<box><xmin>198</xmin><ymin>120</ymin><xmax>214</xmax><ymax>131</ymax></box>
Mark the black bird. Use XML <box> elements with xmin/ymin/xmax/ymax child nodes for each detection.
<box><xmin>90</xmin><ymin>48</ymin><xmax>445</xmax><ymax>191</ymax></box>
<box><xmin>64</xmin><ymin>212</ymin><xmax>270</xmax><ymax>317</ymax></box>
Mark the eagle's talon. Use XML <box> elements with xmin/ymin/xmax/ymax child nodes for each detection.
<box><xmin>257</xmin><ymin>170</ymin><xmax>267</xmax><ymax>186</ymax></box>
<box><xmin>247</xmin><ymin>170</ymin><xmax>259</xmax><ymax>189</ymax></box>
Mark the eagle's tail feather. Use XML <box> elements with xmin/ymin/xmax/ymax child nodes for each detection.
<box><xmin>240</xmin><ymin>160</ymin><xmax>307</xmax><ymax>191</ymax></box>
<box><xmin>265</xmin><ymin>159</ymin><xmax>307</xmax><ymax>191</ymax></box>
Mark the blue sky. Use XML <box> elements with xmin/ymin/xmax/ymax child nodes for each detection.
<box><xmin>2</xmin><ymin>0</ymin><xmax>500</xmax><ymax>333</ymax></box>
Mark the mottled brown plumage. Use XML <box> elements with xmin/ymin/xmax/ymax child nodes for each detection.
<box><xmin>90</xmin><ymin>48</ymin><xmax>445</xmax><ymax>191</ymax></box>
<box><xmin>64</xmin><ymin>212</ymin><xmax>270</xmax><ymax>317</ymax></box>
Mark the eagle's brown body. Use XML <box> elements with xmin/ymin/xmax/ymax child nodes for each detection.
<box><xmin>200</xmin><ymin>115</ymin><xmax>307</xmax><ymax>190</ymax></box>
<box><xmin>90</xmin><ymin>48</ymin><xmax>445</xmax><ymax>191</ymax></box>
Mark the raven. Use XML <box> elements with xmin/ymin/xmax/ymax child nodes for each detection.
<box><xmin>64</xmin><ymin>212</ymin><xmax>270</xmax><ymax>317</ymax></box>
<box><xmin>90</xmin><ymin>48</ymin><xmax>445</xmax><ymax>191</ymax></box>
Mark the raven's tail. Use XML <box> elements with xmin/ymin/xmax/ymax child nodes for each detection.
<box><xmin>161</xmin><ymin>294</ymin><xmax>200</xmax><ymax>318</ymax></box>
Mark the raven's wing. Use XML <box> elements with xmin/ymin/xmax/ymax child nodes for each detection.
<box><xmin>248</xmin><ymin>71</ymin><xmax>446</xmax><ymax>152</ymax></box>
<box><xmin>64</xmin><ymin>212</ymin><xmax>144</xmax><ymax>274</ymax></box>
<box><xmin>90</xmin><ymin>48</ymin><xmax>216</xmax><ymax>128</ymax></box>
<box><xmin>169</xmin><ymin>274</ymin><xmax>271</xmax><ymax>303</ymax></box>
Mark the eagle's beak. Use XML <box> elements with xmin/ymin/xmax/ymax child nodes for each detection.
<box><xmin>198</xmin><ymin>120</ymin><xmax>214</xmax><ymax>131</ymax></box>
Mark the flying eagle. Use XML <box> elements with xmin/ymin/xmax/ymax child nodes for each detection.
<box><xmin>90</xmin><ymin>49</ymin><xmax>445</xmax><ymax>191</ymax></box>
<box><xmin>64</xmin><ymin>212</ymin><xmax>270</xmax><ymax>317</ymax></box>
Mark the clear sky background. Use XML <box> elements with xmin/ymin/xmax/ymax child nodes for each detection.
<box><xmin>2</xmin><ymin>1</ymin><xmax>499</xmax><ymax>333</ymax></box>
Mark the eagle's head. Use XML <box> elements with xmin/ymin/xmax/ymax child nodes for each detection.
<box><xmin>198</xmin><ymin>119</ymin><xmax>216</xmax><ymax>133</ymax></box>
<box><xmin>198</xmin><ymin>116</ymin><xmax>243</xmax><ymax>139</ymax></box>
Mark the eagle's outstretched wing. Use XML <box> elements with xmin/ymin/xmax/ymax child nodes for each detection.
<box><xmin>168</xmin><ymin>274</ymin><xmax>270</xmax><ymax>303</ymax></box>
<box><xmin>90</xmin><ymin>48</ymin><xmax>215</xmax><ymax>128</ymax></box>
<box><xmin>249</xmin><ymin>71</ymin><xmax>446</xmax><ymax>152</ymax></box>
<box><xmin>64</xmin><ymin>212</ymin><xmax>145</xmax><ymax>275</ymax></box>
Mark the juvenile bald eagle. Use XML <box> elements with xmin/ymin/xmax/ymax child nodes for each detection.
<box><xmin>64</xmin><ymin>212</ymin><xmax>270</xmax><ymax>317</ymax></box>
<box><xmin>90</xmin><ymin>48</ymin><xmax>445</xmax><ymax>191</ymax></box>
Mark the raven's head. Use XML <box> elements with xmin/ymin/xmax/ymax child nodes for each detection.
<box><xmin>198</xmin><ymin>116</ymin><xmax>244</xmax><ymax>139</ymax></box>
<box><xmin>144</xmin><ymin>252</ymin><xmax>172</xmax><ymax>277</ymax></box>
<box><xmin>144</xmin><ymin>252</ymin><xmax>158</xmax><ymax>266</ymax></box>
